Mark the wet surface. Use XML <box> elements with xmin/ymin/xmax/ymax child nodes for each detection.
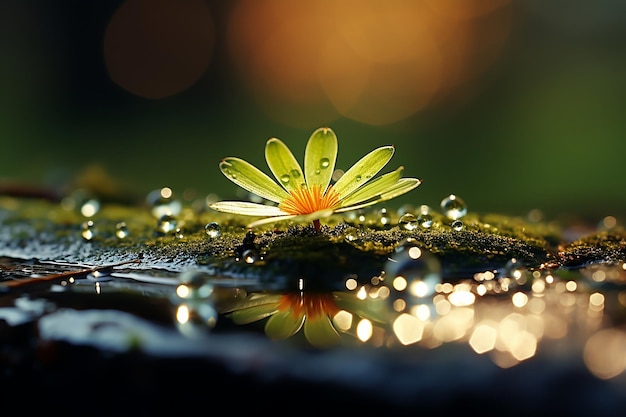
<box><xmin>2</xmin><ymin>196</ymin><xmax>626</xmax><ymax>415</ymax></box>
<box><xmin>2</xmin><ymin>253</ymin><xmax>626</xmax><ymax>416</ymax></box>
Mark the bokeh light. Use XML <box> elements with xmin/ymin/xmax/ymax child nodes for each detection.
<box><xmin>227</xmin><ymin>0</ymin><xmax>511</xmax><ymax>127</ymax></box>
<box><xmin>104</xmin><ymin>0</ymin><xmax>215</xmax><ymax>99</ymax></box>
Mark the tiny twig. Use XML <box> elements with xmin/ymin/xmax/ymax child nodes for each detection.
<box><xmin>0</xmin><ymin>258</ymin><xmax>142</xmax><ymax>289</ymax></box>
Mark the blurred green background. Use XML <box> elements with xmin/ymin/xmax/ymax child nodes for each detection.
<box><xmin>1</xmin><ymin>0</ymin><xmax>625</xmax><ymax>222</ymax></box>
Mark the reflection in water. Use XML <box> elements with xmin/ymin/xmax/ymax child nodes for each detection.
<box><xmin>219</xmin><ymin>290</ymin><xmax>390</xmax><ymax>348</ymax></box>
<box><xmin>170</xmin><ymin>256</ymin><xmax>626</xmax><ymax>379</ymax></box>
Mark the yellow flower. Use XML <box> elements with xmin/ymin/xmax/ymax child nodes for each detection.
<box><xmin>221</xmin><ymin>290</ymin><xmax>390</xmax><ymax>347</ymax></box>
<box><xmin>210</xmin><ymin>127</ymin><xmax>421</xmax><ymax>230</ymax></box>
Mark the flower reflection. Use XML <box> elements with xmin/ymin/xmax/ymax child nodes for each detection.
<box><xmin>173</xmin><ymin>260</ymin><xmax>626</xmax><ymax>380</ymax></box>
<box><xmin>219</xmin><ymin>290</ymin><xmax>390</xmax><ymax>348</ymax></box>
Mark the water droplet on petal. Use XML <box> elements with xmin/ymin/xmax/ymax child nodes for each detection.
<box><xmin>440</xmin><ymin>194</ymin><xmax>467</xmax><ymax>220</ymax></box>
<box><xmin>320</xmin><ymin>158</ymin><xmax>330</xmax><ymax>169</ymax></box>
<box><xmin>290</xmin><ymin>169</ymin><xmax>301</xmax><ymax>179</ymax></box>
<box><xmin>204</xmin><ymin>222</ymin><xmax>221</xmax><ymax>238</ymax></box>
<box><xmin>280</xmin><ymin>174</ymin><xmax>291</xmax><ymax>184</ymax></box>
<box><xmin>399</xmin><ymin>213</ymin><xmax>418</xmax><ymax>231</ymax></box>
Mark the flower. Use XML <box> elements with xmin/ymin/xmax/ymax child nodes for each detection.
<box><xmin>220</xmin><ymin>290</ymin><xmax>390</xmax><ymax>347</ymax></box>
<box><xmin>210</xmin><ymin>127</ymin><xmax>421</xmax><ymax>230</ymax></box>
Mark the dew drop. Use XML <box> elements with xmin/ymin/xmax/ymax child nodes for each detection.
<box><xmin>175</xmin><ymin>302</ymin><xmax>218</xmax><ymax>337</ymax></box>
<box><xmin>500</xmin><ymin>257</ymin><xmax>529</xmax><ymax>286</ymax></box>
<box><xmin>440</xmin><ymin>194</ymin><xmax>467</xmax><ymax>220</ymax></box>
<box><xmin>242</xmin><ymin>249</ymin><xmax>260</xmax><ymax>264</ymax></box>
<box><xmin>397</xmin><ymin>204</ymin><xmax>414</xmax><ymax>216</ymax></box>
<box><xmin>81</xmin><ymin>220</ymin><xmax>96</xmax><ymax>241</ymax></box>
<box><xmin>157</xmin><ymin>214</ymin><xmax>178</xmax><ymax>234</ymax></box>
<box><xmin>290</xmin><ymin>169</ymin><xmax>301</xmax><ymax>179</ymax></box>
<box><xmin>280</xmin><ymin>174</ymin><xmax>291</xmax><ymax>184</ymax></box>
<box><xmin>418</xmin><ymin>204</ymin><xmax>431</xmax><ymax>215</ymax></box>
<box><xmin>417</xmin><ymin>213</ymin><xmax>433</xmax><ymax>229</ymax></box>
<box><xmin>146</xmin><ymin>187</ymin><xmax>182</xmax><ymax>218</ymax></box>
<box><xmin>204</xmin><ymin>222</ymin><xmax>221</xmax><ymax>238</ymax></box>
<box><xmin>384</xmin><ymin>240</ymin><xmax>442</xmax><ymax>312</ymax></box>
<box><xmin>451</xmin><ymin>220</ymin><xmax>464</xmax><ymax>231</ymax></box>
<box><xmin>398</xmin><ymin>213</ymin><xmax>418</xmax><ymax>231</ymax></box>
<box><xmin>320</xmin><ymin>158</ymin><xmax>330</xmax><ymax>169</ymax></box>
<box><xmin>176</xmin><ymin>269</ymin><xmax>214</xmax><ymax>299</ymax></box>
<box><xmin>173</xmin><ymin>269</ymin><xmax>218</xmax><ymax>337</ymax></box>
<box><xmin>87</xmin><ymin>269</ymin><xmax>112</xmax><ymax>282</ymax></box>
<box><xmin>80</xmin><ymin>199</ymin><xmax>100</xmax><ymax>217</ymax></box>
<box><xmin>378</xmin><ymin>208</ymin><xmax>391</xmax><ymax>227</ymax></box>
<box><xmin>115</xmin><ymin>221</ymin><xmax>129</xmax><ymax>239</ymax></box>
<box><xmin>342</xmin><ymin>227</ymin><xmax>362</xmax><ymax>243</ymax></box>
<box><xmin>355</xmin><ymin>175</ymin><xmax>362</xmax><ymax>182</ymax></box>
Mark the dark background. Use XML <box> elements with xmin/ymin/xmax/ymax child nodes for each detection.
<box><xmin>1</xmin><ymin>0</ymin><xmax>625</xmax><ymax>222</ymax></box>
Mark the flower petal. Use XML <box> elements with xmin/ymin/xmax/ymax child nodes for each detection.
<box><xmin>247</xmin><ymin>208</ymin><xmax>334</xmax><ymax>229</ymax></box>
<box><xmin>332</xmin><ymin>145</ymin><xmax>395</xmax><ymax>198</ymax></box>
<box><xmin>303</xmin><ymin>314</ymin><xmax>342</xmax><ymax>347</ymax></box>
<box><xmin>228</xmin><ymin>303</ymin><xmax>280</xmax><ymax>325</ymax></box>
<box><xmin>209</xmin><ymin>201</ymin><xmax>290</xmax><ymax>216</ymax></box>
<box><xmin>304</xmin><ymin>127</ymin><xmax>338</xmax><ymax>192</ymax></box>
<box><xmin>219</xmin><ymin>157</ymin><xmax>290</xmax><ymax>203</ymax></box>
<box><xmin>335</xmin><ymin>177</ymin><xmax>421</xmax><ymax>212</ymax></box>
<box><xmin>265</xmin><ymin>310</ymin><xmax>305</xmax><ymax>340</ymax></box>
<box><xmin>265</xmin><ymin>138</ymin><xmax>305</xmax><ymax>192</ymax></box>
<box><xmin>339</xmin><ymin>166</ymin><xmax>404</xmax><ymax>207</ymax></box>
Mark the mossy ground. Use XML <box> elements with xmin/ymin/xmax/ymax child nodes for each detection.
<box><xmin>1</xmin><ymin>194</ymin><xmax>625</xmax><ymax>291</ymax></box>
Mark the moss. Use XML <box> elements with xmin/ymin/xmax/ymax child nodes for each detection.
<box><xmin>559</xmin><ymin>229</ymin><xmax>626</xmax><ymax>268</ymax></box>
<box><xmin>0</xmin><ymin>196</ymin><xmax>624</xmax><ymax>290</ymax></box>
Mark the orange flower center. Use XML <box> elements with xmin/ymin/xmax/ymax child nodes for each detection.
<box><xmin>277</xmin><ymin>292</ymin><xmax>340</xmax><ymax>320</ymax></box>
<box><xmin>279</xmin><ymin>185</ymin><xmax>340</xmax><ymax>215</ymax></box>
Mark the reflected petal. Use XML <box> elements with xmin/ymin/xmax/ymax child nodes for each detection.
<box><xmin>265</xmin><ymin>310</ymin><xmax>305</xmax><ymax>339</ymax></box>
<box><xmin>228</xmin><ymin>303</ymin><xmax>280</xmax><ymax>325</ymax></box>
<box><xmin>303</xmin><ymin>314</ymin><xmax>342</xmax><ymax>347</ymax></box>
